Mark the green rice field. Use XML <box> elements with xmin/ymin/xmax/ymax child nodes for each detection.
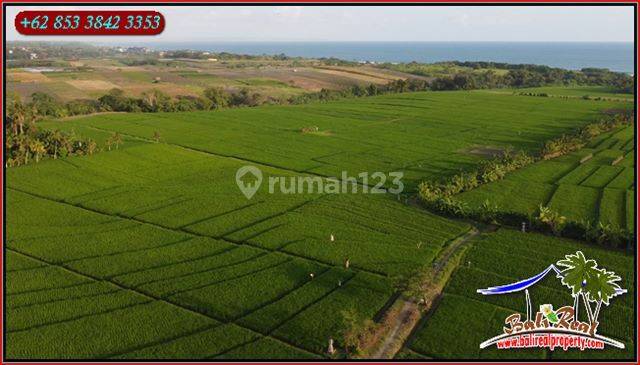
<box><xmin>40</xmin><ymin>90</ymin><xmax>629</xmax><ymax>190</ymax></box>
<box><xmin>456</xmin><ymin>124</ymin><xmax>635</xmax><ymax>230</ymax></box>
<box><xmin>6</xmin><ymin>89</ymin><xmax>635</xmax><ymax>359</ymax></box>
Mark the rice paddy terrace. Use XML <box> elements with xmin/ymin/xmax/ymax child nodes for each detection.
<box><xmin>5</xmin><ymin>89</ymin><xmax>635</xmax><ymax>359</ymax></box>
<box><xmin>457</xmin><ymin>124</ymin><xmax>635</xmax><ymax>230</ymax></box>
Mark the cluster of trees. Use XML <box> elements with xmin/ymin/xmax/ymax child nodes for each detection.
<box><xmin>288</xmin><ymin>79</ymin><xmax>431</xmax><ymax>104</ymax></box>
<box><xmin>541</xmin><ymin>111</ymin><xmax>633</xmax><ymax>159</ymax></box>
<box><xmin>418</xmin><ymin>148</ymin><xmax>534</xmax><ymax>203</ymax></box>
<box><xmin>381</xmin><ymin>61</ymin><xmax>634</xmax><ymax>93</ymax></box>
<box><xmin>97</xmin><ymin>88</ymin><xmax>278</xmax><ymax>112</ymax></box>
<box><xmin>5</xmin><ymin>95</ymin><xmax>98</xmax><ymax>167</ymax></box>
<box><xmin>429</xmin><ymin>69</ymin><xmax>633</xmax><ymax>92</ymax></box>
<box><xmin>98</xmin><ymin>89</ymin><xmax>216</xmax><ymax>113</ymax></box>
<box><xmin>6</xmin><ymin>59</ymin><xmax>68</xmax><ymax>69</ymax></box>
<box><xmin>118</xmin><ymin>59</ymin><xmax>160</xmax><ymax>66</ymax></box>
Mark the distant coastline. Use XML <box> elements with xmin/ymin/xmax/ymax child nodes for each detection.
<box><xmin>109</xmin><ymin>41</ymin><xmax>635</xmax><ymax>73</ymax></box>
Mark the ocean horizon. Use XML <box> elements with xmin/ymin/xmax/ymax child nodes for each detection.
<box><xmin>115</xmin><ymin>41</ymin><xmax>635</xmax><ymax>74</ymax></box>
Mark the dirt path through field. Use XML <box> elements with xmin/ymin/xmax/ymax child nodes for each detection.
<box><xmin>368</xmin><ymin>226</ymin><xmax>480</xmax><ymax>359</ymax></box>
<box><xmin>371</xmin><ymin>300</ymin><xmax>417</xmax><ymax>358</ymax></box>
<box><xmin>432</xmin><ymin>227</ymin><xmax>479</xmax><ymax>274</ymax></box>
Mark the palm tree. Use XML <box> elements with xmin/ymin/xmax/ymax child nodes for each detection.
<box><xmin>556</xmin><ymin>251</ymin><xmax>599</xmax><ymax>323</ymax></box>
<box><xmin>106</xmin><ymin>135</ymin><xmax>114</xmax><ymax>151</ymax></box>
<box><xmin>29</xmin><ymin>140</ymin><xmax>46</xmax><ymax>163</ymax></box>
<box><xmin>86</xmin><ymin>139</ymin><xmax>98</xmax><ymax>155</ymax></box>
<box><xmin>49</xmin><ymin>129</ymin><xmax>63</xmax><ymax>159</ymax></box>
<box><xmin>585</xmin><ymin>268</ymin><xmax>622</xmax><ymax>322</ymax></box>
<box><xmin>106</xmin><ymin>133</ymin><xmax>123</xmax><ymax>151</ymax></box>
<box><xmin>9</xmin><ymin>99</ymin><xmax>27</xmax><ymax>135</ymax></box>
<box><xmin>113</xmin><ymin>132</ymin><xmax>123</xmax><ymax>149</ymax></box>
<box><xmin>16</xmin><ymin>134</ymin><xmax>30</xmax><ymax>165</ymax></box>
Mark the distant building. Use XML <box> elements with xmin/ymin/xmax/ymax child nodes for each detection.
<box><xmin>126</xmin><ymin>46</ymin><xmax>150</xmax><ymax>54</ymax></box>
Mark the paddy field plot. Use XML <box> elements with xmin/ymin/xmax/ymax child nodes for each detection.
<box><xmin>6</xmin><ymin>142</ymin><xmax>467</xmax><ymax>359</ymax></box>
<box><xmin>456</xmin><ymin>124</ymin><xmax>635</xmax><ymax>230</ymax></box>
<box><xmin>41</xmin><ymin>90</ymin><xmax>629</xmax><ymax>190</ymax></box>
<box><xmin>403</xmin><ymin>229</ymin><xmax>635</xmax><ymax>360</ymax></box>
<box><xmin>6</xmin><ymin>89</ymin><xmax>632</xmax><ymax>359</ymax></box>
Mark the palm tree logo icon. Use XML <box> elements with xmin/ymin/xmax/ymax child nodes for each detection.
<box><xmin>477</xmin><ymin>250</ymin><xmax>627</xmax><ymax>350</ymax></box>
<box><xmin>557</xmin><ymin>251</ymin><xmax>623</xmax><ymax>326</ymax></box>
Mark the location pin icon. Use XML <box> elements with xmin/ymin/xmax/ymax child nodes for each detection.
<box><xmin>236</xmin><ymin>165</ymin><xmax>263</xmax><ymax>199</ymax></box>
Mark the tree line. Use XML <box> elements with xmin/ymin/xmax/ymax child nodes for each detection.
<box><xmin>19</xmin><ymin>68</ymin><xmax>634</xmax><ymax>123</ymax></box>
<box><xmin>14</xmin><ymin>78</ymin><xmax>432</xmax><ymax>121</ymax></box>
<box><xmin>380</xmin><ymin>62</ymin><xmax>633</xmax><ymax>93</ymax></box>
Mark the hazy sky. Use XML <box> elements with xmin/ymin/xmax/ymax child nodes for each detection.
<box><xmin>6</xmin><ymin>5</ymin><xmax>634</xmax><ymax>43</ymax></box>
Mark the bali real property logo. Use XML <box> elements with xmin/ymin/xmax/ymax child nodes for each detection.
<box><xmin>478</xmin><ymin>251</ymin><xmax>626</xmax><ymax>351</ymax></box>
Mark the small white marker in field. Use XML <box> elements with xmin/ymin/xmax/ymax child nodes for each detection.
<box><xmin>330</xmin><ymin>234</ymin><xmax>335</xmax><ymax>242</ymax></box>
<box><xmin>310</xmin><ymin>273</ymin><xmax>315</xmax><ymax>279</ymax></box>
<box><xmin>327</xmin><ymin>338</ymin><xmax>336</xmax><ymax>355</ymax></box>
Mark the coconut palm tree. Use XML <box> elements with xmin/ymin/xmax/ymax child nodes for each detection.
<box><xmin>29</xmin><ymin>140</ymin><xmax>46</xmax><ymax>163</ymax></box>
<box><xmin>106</xmin><ymin>133</ymin><xmax>123</xmax><ymax>151</ymax></box>
<box><xmin>556</xmin><ymin>251</ymin><xmax>599</xmax><ymax>323</ymax></box>
<box><xmin>113</xmin><ymin>132</ymin><xmax>123</xmax><ymax>149</ymax></box>
<box><xmin>9</xmin><ymin>99</ymin><xmax>28</xmax><ymax>135</ymax></box>
<box><xmin>585</xmin><ymin>268</ymin><xmax>622</xmax><ymax>322</ymax></box>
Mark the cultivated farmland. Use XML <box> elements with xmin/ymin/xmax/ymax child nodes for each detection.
<box><xmin>6</xmin><ymin>58</ymin><xmax>411</xmax><ymax>102</ymax></box>
<box><xmin>39</xmin><ymin>90</ymin><xmax>629</xmax><ymax>190</ymax></box>
<box><xmin>456</xmin><ymin>124</ymin><xmax>635</xmax><ymax>231</ymax></box>
<box><xmin>6</xmin><ymin>89</ymin><xmax>635</xmax><ymax>359</ymax></box>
